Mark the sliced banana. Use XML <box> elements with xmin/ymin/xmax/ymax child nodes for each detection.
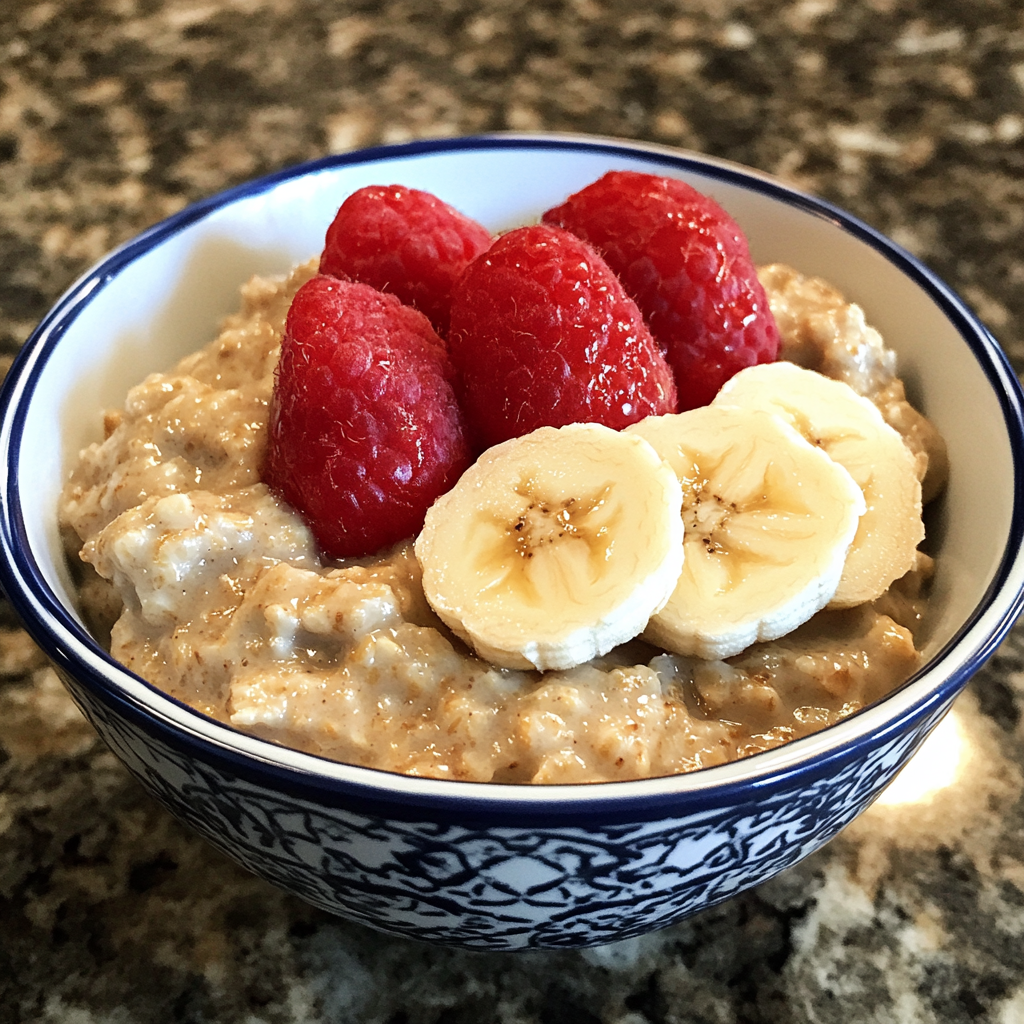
<box><xmin>414</xmin><ymin>422</ymin><xmax>685</xmax><ymax>671</ymax></box>
<box><xmin>628</xmin><ymin>406</ymin><xmax>865</xmax><ymax>660</ymax></box>
<box><xmin>714</xmin><ymin>361</ymin><xmax>924</xmax><ymax>608</ymax></box>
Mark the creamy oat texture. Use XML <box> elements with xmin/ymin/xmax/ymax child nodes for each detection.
<box><xmin>59</xmin><ymin>259</ymin><xmax>946</xmax><ymax>784</ymax></box>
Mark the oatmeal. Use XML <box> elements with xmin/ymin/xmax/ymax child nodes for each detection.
<box><xmin>59</xmin><ymin>261</ymin><xmax>945</xmax><ymax>784</ymax></box>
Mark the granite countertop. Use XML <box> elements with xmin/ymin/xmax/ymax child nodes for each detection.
<box><xmin>3</xmin><ymin>1</ymin><xmax>1024</xmax><ymax>1021</ymax></box>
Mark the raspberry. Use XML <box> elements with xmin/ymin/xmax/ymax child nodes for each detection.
<box><xmin>543</xmin><ymin>171</ymin><xmax>779</xmax><ymax>410</ymax></box>
<box><xmin>319</xmin><ymin>185</ymin><xmax>492</xmax><ymax>337</ymax></box>
<box><xmin>448</xmin><ymin>224</ymin><xmax>678</xmax><ymax>451</ymax></box>
<box><xmin>264</xmin><ymin>275</ymin><xmax>471</xmax><ymax>558</ymax></box>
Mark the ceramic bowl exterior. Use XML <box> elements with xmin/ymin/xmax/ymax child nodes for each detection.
<box><xmin>3</xmin><ymin>135</ymin><xmax>1023</xmax><ymax>950</ymax></box>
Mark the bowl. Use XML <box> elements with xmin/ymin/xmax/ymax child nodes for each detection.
<box><xmin>2</xmin><ymin>133</ymin><xmax>1023</xmax><ymax>951</ymax></box>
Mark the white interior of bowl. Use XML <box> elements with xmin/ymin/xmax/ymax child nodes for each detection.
<box><xmin>6</xmin><ymin>134</ymin><xmax>1022</xmax><ymax>800</ymax></box>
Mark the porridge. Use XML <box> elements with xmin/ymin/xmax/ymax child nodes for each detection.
<box><xmin>58</xmin><ymin>181</ymin><xmax>947</xmax><ymax>785</ymax></box>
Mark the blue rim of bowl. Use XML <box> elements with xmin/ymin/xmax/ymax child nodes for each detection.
<box><xmin>3</xmin><ymin>131</ymin><xmax>1024</xmax><ymax>823</ymax></box>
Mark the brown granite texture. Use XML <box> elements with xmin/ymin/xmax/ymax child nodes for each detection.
<box><xmin>3</xmin><ymin>1</ymin><xmax>1024</xmax><ymax>1022</ymax></box>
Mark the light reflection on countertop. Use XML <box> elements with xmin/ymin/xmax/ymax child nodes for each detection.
<box><xmin>873</xmin><ymin>709</ymin><xmax>967</xmax><ymax>808</ymax></box>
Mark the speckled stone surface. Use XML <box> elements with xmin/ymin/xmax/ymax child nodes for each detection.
<box><xmin>3</xmin><ymin>1</ymin><xmax>1024</xmax><ymax>1021</ymax></box>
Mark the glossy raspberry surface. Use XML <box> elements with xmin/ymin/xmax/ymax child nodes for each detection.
<box><xmin>319</xmin><ymin>184</ymin><xmax>493</xmax><ymax>337</ymax></box>
<box><xmin>448</xmin><ymin>224</ymin><xmax>678</xmax><ymax>451</ymax></box>
<box><xmin>264</xmin><ymin>275</ymin><xmax>471</xmax><ymax>559</ymax></box>
<box><xmin>543</xmin><ymin>170</ymin><xmax>779</xmax><ymax>410</ymax></box>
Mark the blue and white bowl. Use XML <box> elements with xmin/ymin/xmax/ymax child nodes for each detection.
<box><xmin>2</xmin><ymin>134</ymin><xmax>1023</xmax><ymax>950</ymax></box>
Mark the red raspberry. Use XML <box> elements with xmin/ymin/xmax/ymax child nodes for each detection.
<box><xmin>264</xmin><ymin>275</ymin><xmax>471</xmax><ymax>559</ymax></box>
<box><xmin>542</xmin><ymin>171</ymin><xmax>779</xmax><ymax>410</ymax></box>
<box><xmin>319</xmin><ymin>185</ymin><xmax>492</xmax><ymax>337</ymax></box>
<box><xmin>448</xmin><ymin>224</ymin><xmax>678</xmax><ymax>451</ymax></box>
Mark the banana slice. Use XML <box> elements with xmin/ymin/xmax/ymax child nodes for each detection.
<box><xmin>628</xmin><ymin>406</ymin><xmax>865</xmax><ymax>660</ymax></box>
<box><xmin>714</xmin><ymin>361</ymin><xmax>924</xmax><ymax>608</ymax></box>
<box><xmin>414</xmin><ymin>423</ymin><xmax>685</xmax><ymax>671</ymax></box>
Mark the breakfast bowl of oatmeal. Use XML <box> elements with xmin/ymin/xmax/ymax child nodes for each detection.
<box><xmin>2</xmin><ymin>134</ymin><xmax>1023</xmax><ymax>950</ymax></box>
